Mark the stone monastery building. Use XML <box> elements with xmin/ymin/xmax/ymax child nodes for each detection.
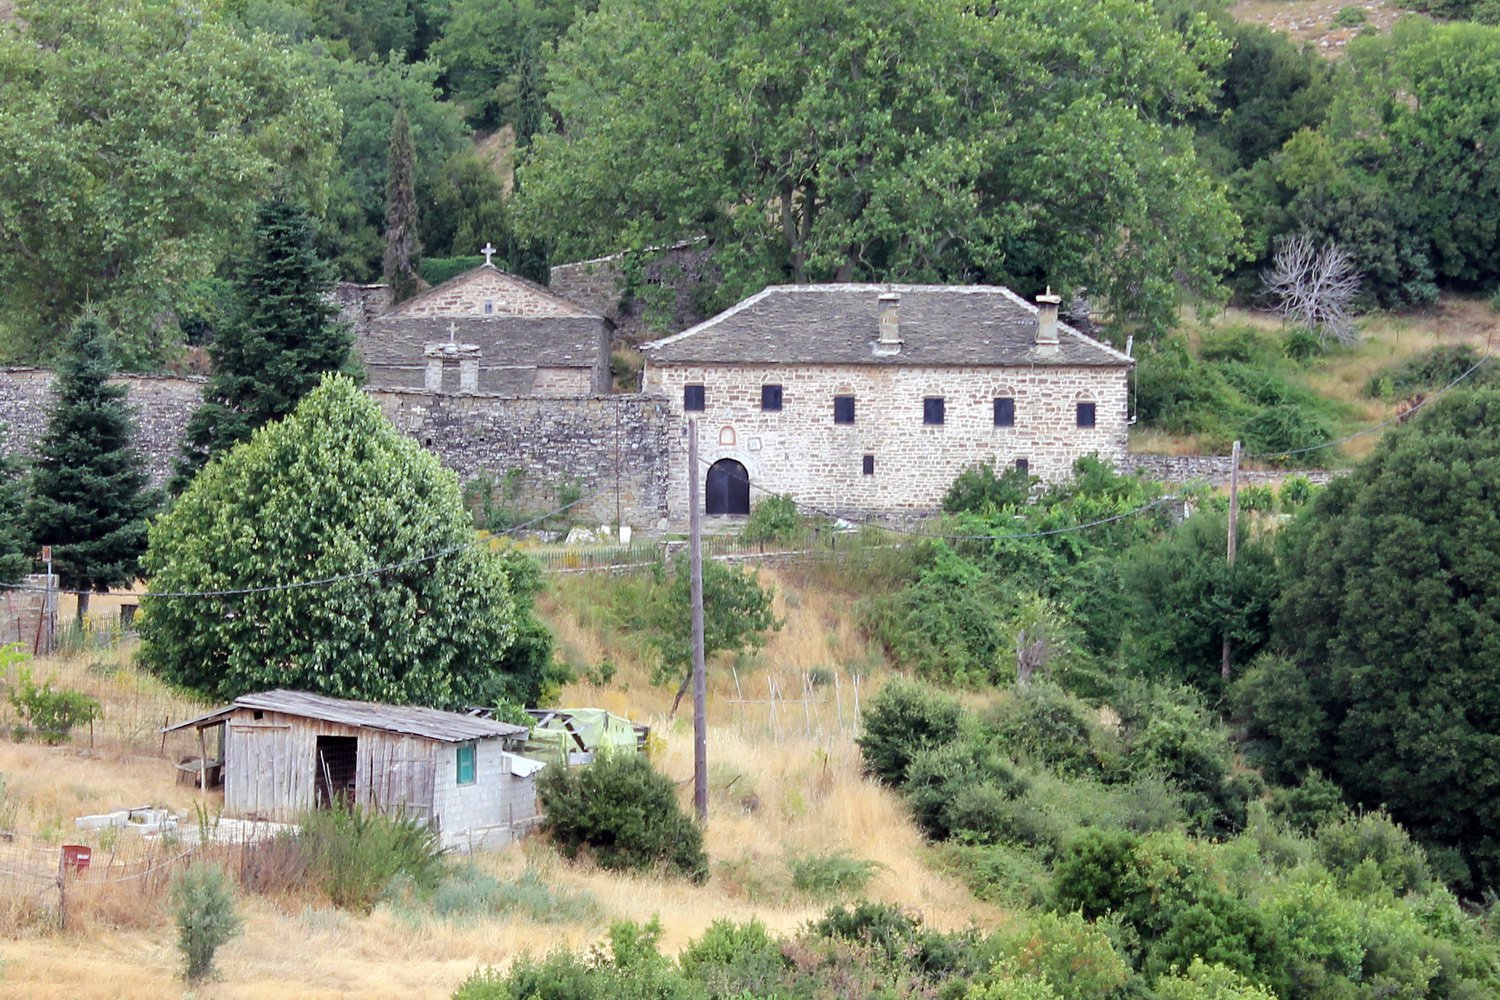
<box><xmin>642</xmin><ymin>284</ymin><xmax>1133</xmax><ymax>522</ymax></box>
<box><xmin>357</xmin><ymin>253</ymin><xmax>611</xmax><ymax>395</ymax></box>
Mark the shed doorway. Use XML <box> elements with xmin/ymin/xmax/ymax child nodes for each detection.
<box><xmin>705</xmin><ymin>459</ymin><xmax>750</xmax><ymax>515</ymax></box>
<box><xmin>315</xmin><ymin>735</ymin><xmax>358</xmax><ymax>809</ymax></box>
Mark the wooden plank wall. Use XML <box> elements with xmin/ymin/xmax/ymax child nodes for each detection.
<box><xmin>222</xmin><ymin>709</ymin><xmax>438</xmax><ymax>822</ymax></box>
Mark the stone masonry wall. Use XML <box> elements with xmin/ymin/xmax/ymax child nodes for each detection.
<box><xmin>393</xmin><ymin>269</ymin><xmax>591</xmax><ymax>318</ymax></box>
<box><xmin>644</xmin><ymin>361</ymin><xmax>1130</xmax><ymax>526</ymax></box>
<box><xmin>0</xmin><ymin>368</ymin><xmax>204</xmax><ymax>486</ymax></box>
<box><xmin>372</xmin><ymin>390</ymin><xmax>673</xmax><ymax>527</ymax></box>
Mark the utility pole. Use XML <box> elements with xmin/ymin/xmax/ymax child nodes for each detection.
<box><xmin>688</xmin><ymin>419</ymin><xmax>708</xmax><ymax>824</ymax></box>
<box><xmin>1221</xmin><ymin>440</ymin><xmax>1241</xmax><ymax>682</ymax></box>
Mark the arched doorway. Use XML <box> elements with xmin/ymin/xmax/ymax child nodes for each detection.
<box><xmin>705</xmin><ymin>459</ymin><xmax>750</xmax><ymax>515</ymax></box>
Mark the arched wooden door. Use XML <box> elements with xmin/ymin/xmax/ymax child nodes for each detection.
<box><xmin>705</xmin><ymin>459</ymin><xmax>750</xmax><ymax>515</ymax></box>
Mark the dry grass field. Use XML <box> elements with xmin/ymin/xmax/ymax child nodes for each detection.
<box><xmin>0</xmin><ymin>566</ymin><xmax>1004</xmax><ymax>998</ymax></box>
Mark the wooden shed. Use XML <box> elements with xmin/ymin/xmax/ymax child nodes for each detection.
<box><xmin>163</xmin><ymin>690</ymin><xmax>543</xmax><ymax>852</ymax></box>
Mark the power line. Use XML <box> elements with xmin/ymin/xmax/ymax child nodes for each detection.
<box><xmin>0</xmin><ymin>483</ymin><xmax>613</xmax><ymax>601</ymax></box>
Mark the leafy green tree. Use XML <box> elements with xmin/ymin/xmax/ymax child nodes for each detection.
<box><xmin>648</xmin><ymin>554</ymin><xmax>780</xmax><ymax>714</ymax></box>
<box><xmin>1267</xmin><ymin>386</ymin><xmax>1500</xmax><ymax>891</ymax></box>
<box><xmin>383</xmin><ymin>106</ymin><xmax>422</xmax><ymax>302</ymax></box>
<box><xmin>0</xmin><ymin>433</ymin><xmax>29</xmax><ymax>584</ymax></box>
<box><xmin>0</xmin><ymin>0</ymin><xmax>338</xmax><ymax>366</ymax></box>
<box><xmin>141</xmin><ymin>375</ymin><xmax>523</xmax><ymax>708</ymax></box>
<box><xmin>25</xmin><ymin>314</ymin><xmax>157</xmax><ymax>624</ymax></box>
<box><xmin>518</xmin><ymin>0</ymin><xmax>1240</xmax><ymax>332</ymax></box>
<box><xmin>172</xmin><ymin>201</ymin><xmax>354</xmax><ymax>490</ymax></box>
<box><xmin>307</xmin><ymin>50</ymin><xmax>468</xmax><ymax>280</ymax></box>
<box><xmin>1119</xmin><ymin>512</ymin><xmax>1278</xmax><ymax>694</ymax></box>
<box><xmin>432</xmin><ymin>0</ymin><xmax>592</xmax><ymax>129</ymax></box>
<box><xmin>422</xmin><ymin>151</ymin><xmax>510</xmax><ymax>260</ymax></box>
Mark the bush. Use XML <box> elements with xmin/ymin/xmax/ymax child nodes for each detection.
<box><xmin>1276</xmin><ymin>475</ymin><xmax>1316</xmax><ymax>509</ymax></box>
<box><xmin>298</xmin><ymin>804</ymin><xmax>445</xmax><ymax>913</ymax></box>
<box><xmin>172</xmin><ymin>862</ymin><xmax>243</xmax><ymax>981</ymax></box>
<box><xmin>856</xmin><ymin>679</ymin><xmax>963</xmax><ymax>785</ymax></box>
<box><xmin>986</xmin><ymin>683</ymin><xmax>1111</xmax><ymax>779</ymax></box>
<box><xmin>1267</xmin><ymin>770</ymin><xmax>1348</xmax><ymax>834</ymax></box>
<box><xmin>1333</xmin><ymin>5</ymin><xmax>1368</xmax><ymax>26</ymax></box>
<box><xmin>789</xmin><ymin>852</ymin><xmax>881</xmax><ymax>898</ymax></box>
<box><xmin>740</xmin><ymin>494</ymin><xmax>802</xmax><ymax>544</ymax></box>
<box><xmin>992</xmin><ymin>910</ymin><xmax>1130</xmax><ymax>999</ymax></box>
<box><xmin>428</xmin><ymin>865</ymin><xmax>596</xmax><ymax>923</ymax></box>
<box><xmin>7</xmin><ymin>667</ymin><xmax>101</xmax><ymax>744</ymax></box>
<box><xmin>678</xmin><ymin>918</ymin><xmax>787</xmax><ymax>996</ymax></box>
<box><xmin>1314</xmin><ymin>810</ymin><xmax>1432</xmax><ymax>896</ymax></box>
<box><xmin>943</xmin><ymin>463</ymin><xmax>1032</xmax><ymax>514</ymax></box>
<box><xmin>1365</xmin><ymin>344</ymin><xmax>1488</xmax><ymax>399</ymax></box>
<box><xmin>538</xmin><ymin>752</ymin><xmax>708</xmax><ymax>882</ymax></box>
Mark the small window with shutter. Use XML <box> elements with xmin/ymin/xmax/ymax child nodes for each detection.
<box><xmin>456</xmin><ymin>743</ymin><xmax>476</xmax><ymax>785</ymax></box>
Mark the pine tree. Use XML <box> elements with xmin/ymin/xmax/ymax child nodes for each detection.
<box><xmin>26</xmin><ymin>313</ymin><xmax>156</xmax><ymax>623</ymax></box>
<box><xmin>0</xmin><ymin>431</ymin><xmax>31</xmax><ymax>584</ymax></box>
<box><xmin>383</xmin><ymin>105</ymin><xmax>422</xmax><ymax>302</ymax></box>
<box><xmin>172</xmin><ymin>200</ymin><xmax>353</xmax><ymax>491</ymax></box>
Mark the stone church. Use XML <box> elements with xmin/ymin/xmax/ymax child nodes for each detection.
<box><xmin>641</xmin><ymin>284</ymin><xmax>1133</xmax><ymax>523</ymax></box>
<box><xmin>351</xmin><ymin>254</ymin><xmax>612</xmax><ymax>396</ymax></box>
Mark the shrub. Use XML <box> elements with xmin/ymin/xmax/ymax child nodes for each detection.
<box><xmin>993</xmin><ymin>910</ymin><xmax>1130</xmax><ymax>999</ymax></box>
<box><xmin>810</xmin><ymin>901</ymin><xmax>922</xmax><ymax>962</ymax></box>
<box><xmin>429</xmin><ymin>865</ymin><xmax>596</xmax><ymax>923</ymax></box>
<box><xmin>1314</xmin><ymin>810</ymin><xmax>1432</xmax><ymax>896</ymax></box>
<box><xmin>986</xmin><ymin>683</ymin><xmax>1111</xmax><ymax>778</ymax></box>
<box><xmin>1153</xmin><ymin>959</ymin><xmax>1278</xmax><ymax>1000</ymax></box>
<box><xmin>789</xmin><ymin>852</ymin><xmax>881</xmax><ymax>898</ymax></box>
<box><xmin>856</xmin><ymin>679</ymin><xmax>963</xmax><ymax>785</ymax></box>
<box><xmin>943</xmin><ymin>463</ymin><xmax>1032</xmax><ymax>514</ymax></box>
<box><xmin>1267</xmin><ymin>770</ymin><xmax>1348</xmax><ymax>834</ymax></box>
<box><xmin>903</xmin><ymin>739</ymin><xmax>1023</xmax><ymax>841</ymax></box>
<box><xmin>678</xmin><ymin>918</ymin><xmax>787</xmax><ymax>996</ymax></box>
<box><xmin>1236</xmin><ymin>484</ymin><xmax>1275</xmax><ymax>513</ymax></box>
<box><xmin>537</xmin><ymin>752</ymin><xmax>708</xmax><ymax>882</ymax></box>
<box><xmin>298</xmin><ymin>804</ymin><xmax>445</xmax><ymax>913</ymax></box>
<box><xmin>1333</xmin><ymin>5</ymin><xmax>1367</xmax><ymax>26</ymax></box>
<box><xmin>1365</xmin><ymin>344</ymin><xmax>1487</xmax><ymax>399</ymax></box>
<box><xmin>7</xmin><ymin>667</ymin><xmax>101</xmax><ymax>744</ymax></box>
<box><xmin>740</xmin><ymin>494</ymin><xmax>802</xmax><ymax>544</ymax></box>
<box><xmin>1276</xmin><ymin>475</ymin><xmax>1316</xmax><ymax>509</ymax></box>
<box><xmin>172</xmin><ymin>862</ymin><xmax>243</xmax><ymax>981</ymax></box>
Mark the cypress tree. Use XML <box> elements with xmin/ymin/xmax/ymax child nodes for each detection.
<box><xmin>0</xmin><ymin>431</ymin><xmax>30</xmax><ymax>584</ymax></box>
<box><xmin>383</xmin><ymin>105</ymin><xmax>422</xmax><ymax>302</ymax></box>
<box><xmin>172</xmin><ymin>200</ymin><xmax>353</xmax><ymax>491</ymax></box>
<box><xmin>514</xmin><ymin>33</ymin><xmax>545</xmax><ymax>150</ymax></box>
<box><xmin>26</xmin><ymin>313</ymin><xmax>156</xmax><ymax>623</ymax></box>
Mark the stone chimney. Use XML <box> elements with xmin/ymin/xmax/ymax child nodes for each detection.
<box><xmin>424</xmin><ymin>340</ymin><xmax>482</xmax><ymax>393</ymax></box>
<box><xmin>874</xmin><ymin>289</ymin><xmax>902</xmax><ymax>356</ymax></box>
<box><xmin>1035</xmin><ymin>287</ymin><xmax>1061</xmax><ymax>348</ymax></box>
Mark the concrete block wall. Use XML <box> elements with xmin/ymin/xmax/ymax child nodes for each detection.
<box><xmin>433</xmin><ymin>739</ymin><xmax>540</xmax><ymax>850</ymax></box>
<box><xmin>644</xmin><ymin>361</ymin><xmax>1130</xmax><ymax>525</ymax></box>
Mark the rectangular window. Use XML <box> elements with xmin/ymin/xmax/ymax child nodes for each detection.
<box><xmin>456</xmin><ymin>743</ymin><xmax>476</xmax><ymax>785</ymax></box>
<box><xmin>1015</xmin><ymin>458</ymin><xmax>1030</xmax><ymax>474</ymax></box>
<box><xmin>833</xmin><ymin>395</ymin><xmax>855</xmax><ymax>424</ymax></box>
<box><xmin>923</xmin><ymin>397</ymin><xmax>945</xmax><ymax>425</ymax></box>
<box><xmin>1076</xmin><ymin>402</ymin><xmax>1096</xmax><ymax>428</ymax></box>
<box><xmin>862</xmin><ymin>455</ymin><xmax>875</xmax><ymax>476</ymax></box>
<box><xmin>994</xmin><ymin>397</ymin><xmax>1015</xmax><ymax>427</ymax></box>
<box><xmin>483</xmin><ymin>301</ymin><xmax>494</xmax><ymax>315</ymax></box>
<box><xmin>761</xmin><ymin>384</ymin><xmax>783</xmax><ymax>411</ymax></box>
<box><xmin>684</xmin><ymin>384</ymin><xmax>706</xmax><ymax>411</ymax></box>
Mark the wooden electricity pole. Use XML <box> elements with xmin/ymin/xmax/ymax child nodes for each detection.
<box><xmin>1221</xmin><ymin>439</ymin><xmax>1241</xmax><ymax>682</ymax></box>
<box><xmin>688</xmin><ymin>419</ymin><xmax>708</xmax><ymax>824</ymax></box>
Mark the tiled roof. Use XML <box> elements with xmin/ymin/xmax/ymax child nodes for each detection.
<box><xmin>361</xmin><ymin>316</ymin><xmax>607</xmax><ymax>369</ymax></box>
<box><xmin>642</xmin><ymin>284</ymin><xmax>1132</xmax><ymax>368</ymax></box>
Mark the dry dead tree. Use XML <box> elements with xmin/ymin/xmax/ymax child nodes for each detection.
<box><xmin>1262</xmin><ymin>234</ymin><xmax>1362</xmax><ymax>346</ymax></box>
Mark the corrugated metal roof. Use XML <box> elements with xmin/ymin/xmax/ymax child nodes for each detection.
<box><xmin>161</xmin><ymin>690</ymin><xmax>528</xmax><ymax>743</ymax></box>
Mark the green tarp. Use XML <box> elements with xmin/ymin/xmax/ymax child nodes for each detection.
<box><xmin>524</xmin><ymin>708</ymin><xmax>641</xmax><ymax>765</ymax></box>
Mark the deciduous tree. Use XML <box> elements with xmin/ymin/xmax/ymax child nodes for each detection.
<box><xmin>1259</xmin><ymin>385</ymin><xmax>1500</xmax><ymax>891</ymax></box>
<box><xmin>0</xmin><ymin>0</ymin><xmax>339</xmax><ymax>366</ymax></box>
<box><xmin>517</xmin><ymin>0</ymin><xmax>1240</xmax><ymax>332</ymax></box>
<box><xmin>142</xmin><ymin>375</ymin><xmax>526</xmax><ymax>708</ymax></box>
<box><xmin>25</xmin><ymin>314</ymin><xmax>157</xmax><ymax>623</ymax></box>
